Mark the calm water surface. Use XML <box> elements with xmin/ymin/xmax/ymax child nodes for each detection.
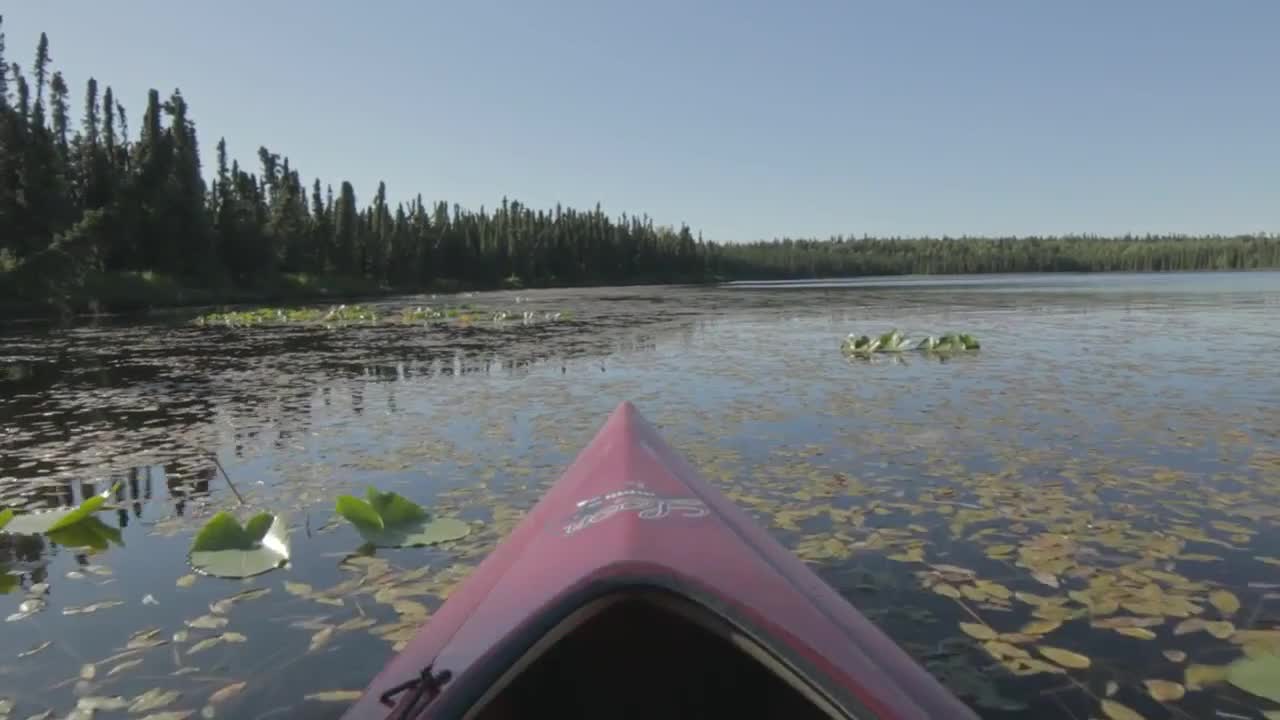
<box><xmin>2</xmin><ymin>272</ymin><xmax>1279</xmax><ymax>719</ymax></box>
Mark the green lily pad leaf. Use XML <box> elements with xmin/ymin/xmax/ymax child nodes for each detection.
<box><xmin>3</xmin><ymin>484</ymin><xmax>120</xmax><ymax>535</ymax></box>
<box><xmin>1226</xmin><ymin>652</ymin><xmax>1280</xmax><ymax>702</ymax></box>
<box><xmin>189</xmin><ymin>512</ymin><xmax>289</xmax><ymax>578</ymax></box>
<box><xmin>334</xmin><ymin>488</ymin><xmax>470</xmax><ymax>548</ymax></box>
<box><xmin>877</xmin><ymin>329</ymin><xmax>911</xmax><ymax>352</ymax></box>
<box><xmin>243</xmin><ymin>513</ymin><xmax>274</xmax><ymax>542</ymax></box>
<box><xmin>395</xmin><ymin>517</ymin><xmax>471</xmax><ymax>546</ymax></box>
<box><xmin>0</xmin><ymin>509</ymin><xmax>13</xmax><ymax>531</ymax></box>
<box><xmin>366</xmin><ymin>488</ymin><xmax>429</xmax><ymax>527</ymax></box>
<box><xmin>48</xmin><ymin>517</ymin><xmax>124</xmax><ymax>551</ymax></box>
<box><xmin>334</xmin><ymin>496</ymin><xmax>384</xmax><ymax>535</ymax></box>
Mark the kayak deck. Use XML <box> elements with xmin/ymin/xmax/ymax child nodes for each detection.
<box><xmin>342</xmin><ymin>401</ymin><xmax>976</xmax><ymax>720</ymax></box>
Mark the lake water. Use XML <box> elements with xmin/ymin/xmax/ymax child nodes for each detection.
<box><xmin>2</xmin><ymin>271</ymin><xmax>1279</xmax><ymax>719</ymax></box>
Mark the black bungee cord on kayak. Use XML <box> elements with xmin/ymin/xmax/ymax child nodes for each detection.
<box><xmin>380</xmin><ymin>664</ymin><xmax>452</xmax><ymax>719</ymax></box>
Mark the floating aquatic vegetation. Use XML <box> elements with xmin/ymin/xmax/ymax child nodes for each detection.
<box><xmin>304</xmin><ymin>690</ymin><xmax>362</xmax><ymax>702</ymax></box>
<box><xmin>2</xmin><ymin>484</ymin><xmax>120</xmax><ymax>536</ymax></box>
<box><xmin>842</xmin><ymin>334</ymin><xmax>883</xmax><ymax>354</ymax></box>
<box><xmin>2</xmin><ymin>278</ymin><xmax>1278</xmax><ymax>718</ymax></box>
<box><xmin>1143</xmin><ymin>679</ymin><xmax>1185</xmax><ymax>701</ymax></box>
<box><xmin>188</xmin><ymin>512</ymin><xmax>290</xmax><ymax>578</ymax></box>
<box><xmin>48</xmin><ymin>518</ymin><xmax>124</xmax><ymax>551</ymax></box>
<box><xmin>127</xmin><ymin>688</ymin><xmax>182</xmax><ymax>714</ymax></box>
<box><xmin>1226</xmin><ymin>653</ymin><xmax>1280</xmax><ymax>702</ymax></box>
<box><xmin>915</xmin><ymin>333</ymin><xmax>981</xmax><ymax>352</ymax></box>
<box><xmin>1099</xmin><ymin>699</ymin><xmax>1144</xmax><ymax>720</ymax></box>
<box><xmin>193</xmin><ymin>303</ymin><xmax>571</xmax><ymax>329</ymax></box>
<box><xmin>841</xmin><ymin>330</ymin><xmax>980</xmax><ymax>356</ymax></box>
<box><xmin>195</xmin><ymin>305</ymin><xmax>382</xmax><ymax>326</ymax></box>
<box><xmin>334</xmin><ymin>487</ymin><xmax>471</xmax><ymax>548</ymax></box>
<box><xmin>206</xmin><ymin>681</ymin><xmax>246</xmax><ymax>705</ymax></box>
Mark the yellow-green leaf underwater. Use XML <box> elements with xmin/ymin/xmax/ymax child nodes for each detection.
<box><xmin>1226</xmin><ymin>653</ymin><xmax>1280</xmax><ymax>702</ymax></box>
<box><xmin>1037</xmin><ymin>646</ymin><xmax>1091</xmax><ymax>670</ymax></box>
<box><xmin>959</xmin><ymin>623</ymin><xmax>998</xmax><ymax>641</ymax></box>
<box><xmin>1143</xmin><ymin>679</ymin><xmax>1185</xmax><ymax>702</ymax></box>
<box><xmin>1100</xmin><ymin>699</ymin><xmax>1146</xmax><ymax>720</ymax></box>
<box><xmin>1185</xmin><ymin>664</ymin><xmax>1230</xmax><ymax>691</ymax></box>
<box><xmin>1208</xmin><ymin>589</ymin><xmax>1241</xmax><ymax>616</ymax></box>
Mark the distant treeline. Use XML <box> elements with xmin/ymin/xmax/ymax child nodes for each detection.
<box><xmin>0</xmin><ymin>21</ymin><xmax>1275</xmax><ymax>311</ymax></box>
<box><xmin>718</xmin><ymin>234</ymin><xmax>1280</xmax><ymax>278</ymax></box>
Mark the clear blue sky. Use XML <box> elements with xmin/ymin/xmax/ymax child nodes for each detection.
<box><xmin>6</xmin><ymin>1</ymin><xmax>1277</xmax><ymax>241</ymax></box>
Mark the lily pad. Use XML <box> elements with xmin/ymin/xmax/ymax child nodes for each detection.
<box><xmin>48</xmin><ymin>518</ymin><xmax>124</xmax><ymax>551</ymax></box>
<box><xmin>1037</xmin><ymin>645</ymin><xmax>1091</xmax><ymax>669</ymax></box>
<box><xmin>1143</xmin><ymin>679</ymin><xmax>1185</xmax><ymax>702</ymax></box>
<box><xmin>1100</xmin><ymin>699</ymin><xmax>1145</xmax><ymax>720</ymax></box>
<box><xmin>189</xmin><ymin>512</ymin><xmax>290</xmax><ymax>579</ymax></box>
<box><xmin>959</xmin><ymin>622</ymin><xmax>998</xmax><ymax>641</ymax></box>
<box><xmin>1184</xmin><ymin>663</ymin><xmax>1230</xmax><ymax>690</ymax></box>
<box><xmin>3</xmin><ymin>484</ymin><xmax>119</xmax><ymax>535</ymax></box>
<box><xmin>1226</xmin><ymin>652</ymin><xmax>1280</xmax><ymax>702</ymax></box>
<box><xmin>334</xmin><ymin>488</ymin><xmax>471</xmax><ymax>548</ymax></box>
<box><xmin>1209</xmin><ymin>589</ymin><xmax>1241</xmax><ymax>616</ymax></box>
<box><xmin>876</xmin><ymin>329</ymin><xmax>911</xmax><ymax>352</ymax></box>
<box><xmin>844</xmin><ymin>330</ymin><xmax>980</xmax><ymax>355</ymax></box>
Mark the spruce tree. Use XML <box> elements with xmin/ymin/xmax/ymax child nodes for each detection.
<box><xmin>334</xmin><ymin>181</ymin><xmax>357</xmax><ymax>274</ymax></box>
<box><xmin>101</xmin><ymin>86</ymin><xmax>115</xmax><ymax>159</ymax></box>
<box><xmin>82</xmin><ymin>78</ymin><xmax>98</xmax><ymax>148</ymax></box>
<box><xmin>166</xmin><ymin>89</ymin><xmax>209</xmax><ymax>275</ymax></box>
<box><xmin>48</xmin><ymin>71</ymin><xmax>68</xmax><ymax>153</ymax></box>
<box><xmin>32</xmin><ymin>32</ymin><xmax>48</xmax><ymax>109</ymax></box>
<box><xmin>0</xmin><ymin>16</ymin><xmax>9</xmax><ymax>110</ymax></box>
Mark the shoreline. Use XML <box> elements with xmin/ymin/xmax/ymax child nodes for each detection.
<box><xmin>0</xmin><ymin>272</ymin><xmax>717</xmax><ymax>327</ymax></box>
<box><xmin>2</xmin><ymin>266</ymin><xmax>1275</xmax><ymax>328</ymax></box>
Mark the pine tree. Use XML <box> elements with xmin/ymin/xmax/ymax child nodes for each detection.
<box><xmin>367</xmin><ymin>180</ymin><xmax>389</xmax><ymax>284</ymax></box>
<box><xmin>129</xmin><ymin>89</ymin><xmax>169</xmax><ymax>270</ymax></box>
<box><xmin>32</xmin><ymin>32</ymin><xmax>48</xmax><ymax>109</ymax></box>
<box><xmin>0</xmin><ymin>16</ymin><xmax>9</xmax><ymax>110</ymax></box>
<box><xmin>48</xmin><ymin>71</ymin><xmax>68</xmax><ymax>153</ymax></box>
<box><xmin>165</xmin><ymin>89</ymin><xmax>210</xmax><ymax>276</ymax></box>
<box><xmin>82</xmin><ymin>78</ymin><xmax>98</xmax><ymax>148</ymax></box>
<box><xmin>212</xmin><ymin>138</ymin><xmax>234</xmax><ymax>270</ymax></box>
<box><xmin>310</xmin><ymin>178</ymin><xmax>330</xmax><ymax>272</ymax></box>
<box><xmin>13</xmin><ymin>65</ymin><xmax>27</xmax><ymax>122</ymax></box>
<box><xmin>334</xmin><ymin>181</ymin><xmax>357</xmax><ymax>274</ymax></box>
<box><xmin>101</xmin><ymin>86</ymin><xmax>115</xmax><ymax>160</ymax></box>
<box><xmin>0</xmin><ymin>20</ymin><xmax>14</xmax><ymax>257</ymax></box>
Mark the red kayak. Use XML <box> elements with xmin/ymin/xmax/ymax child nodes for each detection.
<box><xmin>342</xmin><ymin>402</ymin><xmax>976</xmax><ymax>719</ymax></box>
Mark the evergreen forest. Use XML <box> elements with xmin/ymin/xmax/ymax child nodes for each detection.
<box><xmin>1</xmin><ymin>21</ymin><xmax>1275</xmax><ymax>311</ymax></box>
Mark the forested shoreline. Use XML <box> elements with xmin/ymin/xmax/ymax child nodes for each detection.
<box><xmin>1</xmin><ymin>21</ymin><xmax>1276</xmax><ymax>316</ymax></box>
<box><xmin>718</xmin><ymin>233</ymin><xmax>1279</xmax><ymax>278</ymax></box>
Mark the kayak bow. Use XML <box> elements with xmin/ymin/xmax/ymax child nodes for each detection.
<box><xmin>342</xmin><ymin>401</ymin><xmax>976</xmax><ymax>720</ymax></box>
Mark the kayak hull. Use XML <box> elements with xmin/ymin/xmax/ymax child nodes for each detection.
<box><xmin>342</xmin><ymin>402</ymin><xmax>975</xmax><ymax>719</ymax></box>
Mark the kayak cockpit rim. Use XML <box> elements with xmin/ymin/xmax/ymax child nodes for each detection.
<box><xmin>403</xmin><ymin>579</ymin><xmax>862</xmax><ymax>720</ymax></box>
<box><xmin>462</xmin><ymin>588</ymin><xmax>850</xmax><ymax>720</ymax></box>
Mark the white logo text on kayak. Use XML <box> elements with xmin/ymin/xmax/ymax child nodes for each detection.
<box><xmin>563</xmin><ymin>488</ymin><xmax>709</xmax><ymax>536</ymax></box>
